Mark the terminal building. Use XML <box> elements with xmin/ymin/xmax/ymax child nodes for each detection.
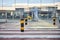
<box><xmin>0</xmin><ymin>2</ymin><xmax>60</xmax><ymax>20</ymax></box>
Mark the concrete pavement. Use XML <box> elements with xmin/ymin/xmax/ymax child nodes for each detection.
<box><xmin>0</xmin><ymin>38</ymin><xmax>60</xmax><ymax>40</ymax></box>
<box><xmin>0</xmin><ymin>19</ymin><xmax>60</xmax><ymax>39</ymax></box>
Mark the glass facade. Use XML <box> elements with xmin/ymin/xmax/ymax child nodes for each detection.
<box><xmin>0</xmin><ymin>7</ymin><xmax>57</xmax><ymax>22</ymax></box>
<box><xmin>14</xmin><ymin>8</ymin><xmax>24</xmax><ymax>19</ymax></box>
<box><xmin>0</xmin><ymin>12</ymin><xmax>6</xmax><ymax>19</ymax></box>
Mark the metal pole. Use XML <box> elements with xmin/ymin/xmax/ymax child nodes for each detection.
<box><xmin>52</xmin><ymin>2</ymin><xmax>57</xmax><ymax>26</ymax></box>
<box><xmin>5</xmin><ymin>12</ymin><xmax>7</xmax><ymax>23</ymax></box>
<box><xmin>2</xmin><ymin>0</ymin><xmax>3</xmax><ymax>10</ymax></box>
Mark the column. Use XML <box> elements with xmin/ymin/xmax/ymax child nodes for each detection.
<box><xmin>33</xmin><ymin>7</ymin><xmax>39</xmax><ymax>21</ymax></box>
<box><xmin>11</xmin><ymin>11</ymin><xmax>14</xmax><ymax>19</ymax></box>
<box><xmin>31</xmin><ymin>11</ymin><xmax>34</xmax><ymax>20</ymax></box>
<box><xmin>5</xmin><ymin>12</ymin><xmax>7</xmax><ymax>22</ymax></box>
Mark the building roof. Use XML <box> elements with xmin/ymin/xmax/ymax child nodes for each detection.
<box><xmin>0</xmin><ymin>2</ymin><xmax>60</xmax><ymax>10</ymax></box>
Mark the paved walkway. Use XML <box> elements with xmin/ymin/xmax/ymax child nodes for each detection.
<box><xmin>0</xmin><ymin>19</ymin><xmax>58</xmax><ymax>30</ymax></box>
<box><xmin>0</xmin><ymin>38</ymin><xmax>60</xmax><ymax>40</ymax></box>
<box><xmin>0</xmin><ymin>19</ymin><xmax>60</xmax><ymax>39</ymax></box>
<box><xmin>26</xmin><ymin>19</ymin><xmax>58</xmax><ymax>29</ymax></box>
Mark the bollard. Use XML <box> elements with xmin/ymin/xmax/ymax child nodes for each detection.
<box><xmin>53</xmin><ymin>17</ymin><xmax>56</xmax><ymax>25</ymax></box>
<box><xmin>25</xmin><ymin>18</ymin><xmax>27</xmax><ymax>25</ymax></box>
<box><xmin>20</xmin><ymin>19</ymin><xmax>24</xmax><ymax>32</ymax></box>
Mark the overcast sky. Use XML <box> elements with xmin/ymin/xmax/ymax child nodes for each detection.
<box><xmin>0</xmin><ymin>0</ymin><xmax>60</xmax><ymax>6</ymax></box>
